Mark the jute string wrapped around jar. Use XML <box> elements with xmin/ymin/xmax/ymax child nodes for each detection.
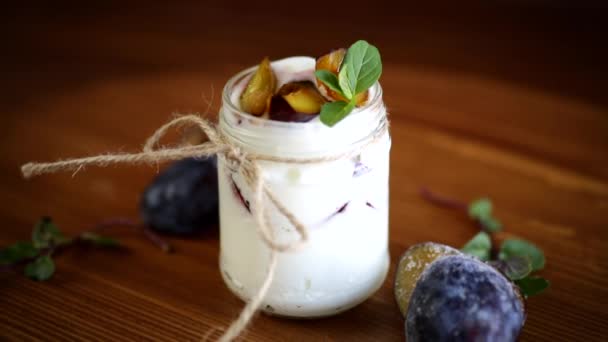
<box><xmin>21</xmin><ymin>114</ymin><xmax>388</xmax><ymax>341</ymax></box>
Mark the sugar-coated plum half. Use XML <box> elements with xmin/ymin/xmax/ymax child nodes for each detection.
<box><xmin>240</xmin><ymin>57</ymin><xmax>276</xmax><ymax>116</ymax></box>
<box><xmin>406</xmin><ymin>255</ymin><xmax>525</xmax><ymax>342</ymax></box>
<box><xmin>394</xmin><ymin>242</ymin><xmax>461</xmax><ymax>317</ymax></box>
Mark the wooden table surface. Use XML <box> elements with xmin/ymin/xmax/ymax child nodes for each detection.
<box><xmin>2</xmin><ymin>2</ymin><xmax>607</xmax><ymax>341</ymax></box>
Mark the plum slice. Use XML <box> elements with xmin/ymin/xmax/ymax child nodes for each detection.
<box><xmin>240</xmin><ymin>57</ymin><xmax>276</xmax><ymax>116</ymax></box>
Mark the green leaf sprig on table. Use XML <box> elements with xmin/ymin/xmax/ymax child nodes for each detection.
<box><xmin>0</xmin><ymin>217</ymin><xmax>172</xmax><ymax>281</ymax></box>
<box><xmin>315</xmin><ymin>40</ymin><xmax>382</xmax><ymax>127</ymax></box>
<box><xmin>420</xmin><ymin>188</ymin><xmax>550</xmax><ymax>297</ymax></box>
<box><xmin>0</xmin><ymin>217</ymin><xmax>120</xmax><ymax>281</ymax></box>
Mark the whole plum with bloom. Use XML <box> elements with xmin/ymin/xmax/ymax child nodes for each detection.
<box><xmin>140</xmin><ymin>157</ymin><xmax>218</xmax><ymax>235</ymax></box>
<box><xmin>406</xmin><ymin>255</ymin><xmax>525</xmax><ymax>342</ymax></box>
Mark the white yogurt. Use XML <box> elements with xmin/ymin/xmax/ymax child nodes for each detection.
<box><xmin>218</xmin><ymin>57</ymin><xmax>391</xmax><ymax>317</ymax></box>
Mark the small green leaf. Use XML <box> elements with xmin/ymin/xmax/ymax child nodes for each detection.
<box><xmin>480</xmin><ymin>216</ymin><xmax>502</xmax><ymax>233</ymax></box>
<box><xmin>461</xmin><ymin>231</ymin><xmax>492</xmax><ymax>261</ymax></box>
<box><xmin>80</xmin><ymin>232</ymin><xmax>120</xmax><ymax>248</ymax></box>
<box><xmin>24</xmin><ymin>255</ymin><xmax>55</xmax><ymax>281</ymax></box>
<box><xmin>338</xmin><ymin>63</ymin><xmax>353</xmax><ymax>100</ymax></box>
<box><xmin>319</xmin><ymin>101</ymin><xmax>356</xmax><ymax>127</ymax></box>
<box><xmin>343</xmin><ymin>40</ymin><xmax>382</xmax><ymax>94</ymax></box>
<box><xmin>515</xmin><ymin>276</ymin><xmax>550</xmax><ymax>297</ymax></box>
<box><xmin>32</xmin><ymin>217</ymin><xmax>70</xmax><ymax>249</ymax></box>
<box><xmin>0</xmin><ymin>241</ymin><xmax>39</xmax><ymax>265</ymax></box>
<box><xmin>504</xmin><ymin>256</ymin><xmax>533</xmax><ymax>280</ymax></box>
<box><xmin>468</xmin><ymin>198</ymin><xmax>492</xmax><ymax>219</ymax></box>
<box><xmin>468</xmin><ymin>198</ymin><xmax>502</xmax><ymax>232</ymax></box>
<box><xmin>499</xmin><ymin>238</ymin><xmax>545</xmax><ymax>271</ymax></box>
<box><xmin>314</xmin><ymin>70</ymin><xmax>345</xmax><ymax>98</ymax></box>
<box><xmin>489</xmin><ymin>256</ymin><xmax>532</xmax><ymax>281</ymax></box>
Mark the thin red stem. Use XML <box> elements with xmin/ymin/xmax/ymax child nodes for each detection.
<box><xmin>89</xmin><ymin>217</ymin><xmax>172</xmax><ymax>253</ymax></box>
<box><xmin>143</xmin><ymin>227</ymin><xmax>173</xmax><ymax>253</ymax></box>
<box><xmin>419</xmin><ymin>187</ymin><xmax>468</xmax><ymax>211</ymax></box>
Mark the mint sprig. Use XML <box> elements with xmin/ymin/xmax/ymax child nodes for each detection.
<box><xmin>420</xmin><ymin>188</ymin><xmax>550</xmax><ymax>297</ymax></box>
<box><xmin>460</xmin><ymin>231</ymin><xmax>548</xmax><ymax>297</ymax></box>
<box><xmin>1</xmin><ymin>217</ymin><xmax>122</xmax><ymax>281</ymax></box>
<box><xmin>316</xmin><ymin>40</ymin><xmax>382</xmax><ymax>127</ymax></box>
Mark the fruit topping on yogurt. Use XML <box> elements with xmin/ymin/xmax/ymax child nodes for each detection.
<box><xmin>238</xmin><ymin>40</ymin><xmax>382</xmax><ymax>125</ymax></box>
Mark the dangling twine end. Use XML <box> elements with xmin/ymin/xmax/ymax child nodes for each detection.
<box><xmin>21</xmin><ymin>163</ymin><xmax>37</xmax><ymax>179</ymax></box>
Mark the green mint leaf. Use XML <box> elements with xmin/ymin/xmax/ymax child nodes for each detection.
<box><xmin>0</xmin><ymin>241</ymin><xmax>39</xmax><ymax>265</ymax></box>
<box><xmin>468</xmin><ymin>198</ymin><xmax>492</xmax><ymax>219</ymax></box>
<box><xmin>503</xmin><ymin>256</ymin><xmax>533</xmax><ymax>280</ymax></box>
<box><xmin>24</xmin><ymin>255</ymin><xmax>55</xmax><ymax>281</ymax></box>
<box><xmin>320</xmin><ymin>101</ymin><xmax>356</xmax><ymax>127</ymax></box>
<box><xmin>314</xmin><ymin>70</ymin><xmax>345</xmax><ymax>98</ymax></box>
<box><xmin>461</xmin><ymin>231</ymin><xmax>492</xmax><ymax>261</ymax></box>
<box><xmin>468</xmin><ymin>198</ymin><xmax>502</xmax><ymax>232</ymax></box>
<box><xmin>338</xmin><ymin>62</ymin><xmax>354</xmax><ymax>100</ymax></box>
<box><xmin>343</xmin><ymin>40</ymin><xmax>382</xmax><ymax>95</ymax></box>
<box><xmin>32</xmin><ymin>217</ymin><xmax>70</xmax><ymax>249</ymax></box>
<box><xmin>489</xmin><ymin>256</ymin><xmax>532</xmax><ymax>281</ymax></box>
<box><xmin>480</xmin><ymin>216</ymin><xmax>502</xmax><ymax>232</ymax></box>
<box><xmin>80</xmin><ymin>232</ymin><xmax>120</xmax><ymax>248</ymax></box>
<box><xmin>499</xmin><ymin>238</ymin><xmax>545</xmax><ymax>271</ymax></box>
<box><xmin>515</xmin><ymin>276</ymin><xmax>550</xmax><ymax>297</ymax></box>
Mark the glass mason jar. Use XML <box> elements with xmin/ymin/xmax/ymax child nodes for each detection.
<box><xmin>218</xmin><ymin>57</ymin><xmax>391</xmax><ymax>318</ymax></box>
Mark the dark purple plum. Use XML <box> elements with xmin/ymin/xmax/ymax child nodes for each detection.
<box><xmin>140</xmin><ymin>157</ymin><xmax>218</xmax><ymax>235</ymax></box>
<box><xmin>406</xmin><ymin>255</ymin><xmax>524</xmax><ymax>342</ymax></box>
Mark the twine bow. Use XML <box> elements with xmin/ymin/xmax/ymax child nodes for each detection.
<box><xmin>21</xmin><ymin>114</ymin><xmax>387</xmax><ymax>341</ymax></box>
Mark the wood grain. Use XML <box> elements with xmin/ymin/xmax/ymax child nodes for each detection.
<box><xmin>1</xmin><ymin>2</ymin><xmax>607</xmax><ymax>341</ymax></box>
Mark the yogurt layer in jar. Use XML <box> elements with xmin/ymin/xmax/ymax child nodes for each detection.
<box><xmin>218</xmin><ymin>56</ymin><xmax>391</xmax><ymax>318</ymax></box>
